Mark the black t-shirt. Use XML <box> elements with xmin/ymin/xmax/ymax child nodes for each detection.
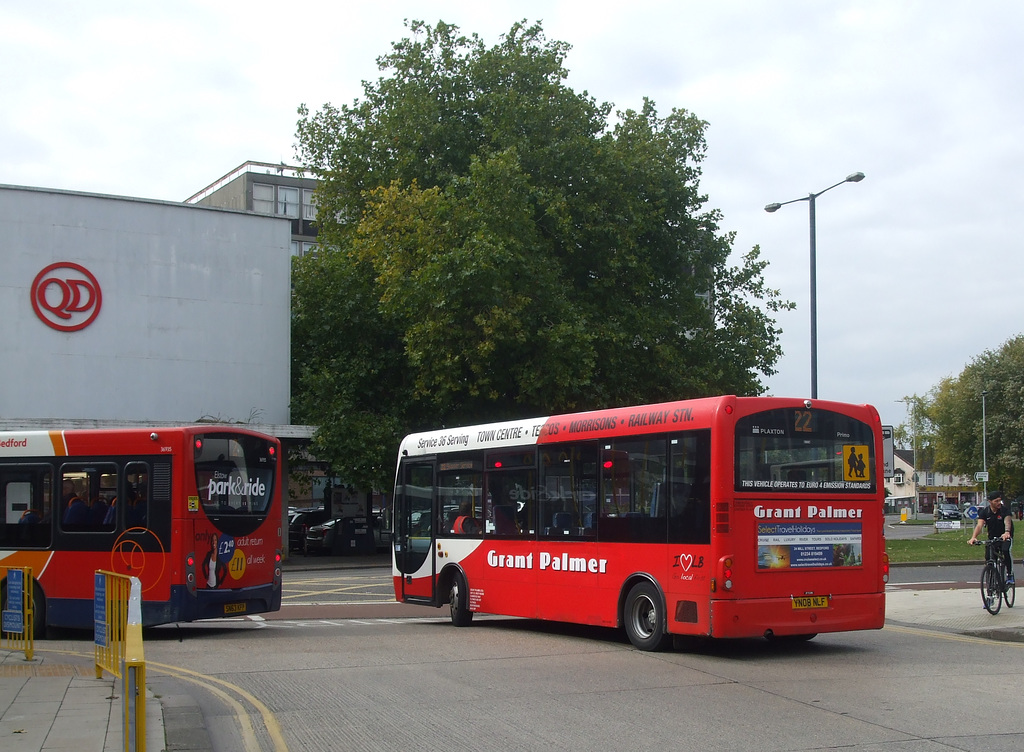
<box><xmin>978</xmin><ymin>502</ymin><xmax>1012</xmax><ymax>538</ymax></box>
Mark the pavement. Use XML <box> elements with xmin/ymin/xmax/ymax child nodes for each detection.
<box><xmin>3</xmin><ymin>551</ymin><xmax>1022</xmax><ymax>752</ymax></box>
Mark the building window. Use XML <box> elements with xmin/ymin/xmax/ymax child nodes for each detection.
<box><xmin>253</xmin><ymin>183</ymin><xmax>274</xmax><ymax>214</ymax></box>
<box><xmin>893</xmin><ymin>472</ymin><xmax>905</xmax><ymax>485</ymax></box>
<box><xmin>302</xmin><ymin>189</ymin><xmax>316</xmax><ymax>221</ymax></box>
<box><xmin>278</xmin><ymin>187</ymin><xmax>299</xmax><ymax>218</ymax></box>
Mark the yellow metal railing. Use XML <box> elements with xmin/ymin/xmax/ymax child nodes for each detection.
<box><xmin>1</xmin><ymin>566</ymin><xmax>34</xmax><ymax>660</ymax></box>
<box><xmin>94</xmin><ymin>570</ymin><xmax>147</xmax><ymax>752</ymax></box>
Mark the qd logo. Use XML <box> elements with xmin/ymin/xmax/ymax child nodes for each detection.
<box><xmin>31</xmin><ymin>262</ymin><xmax>103</xmax><ymax>332</ymax></box>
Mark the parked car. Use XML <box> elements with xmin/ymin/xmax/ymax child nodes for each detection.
<box><xmin>304</xmin><ymin>518</ymin><xmax>340</xmax><ymax>554</ymax></box>
<box><xmin>307</xmin><ymin>516</ymin><xmax>383</xmax><ymax>555</ymax></box>
<box><xmin>935</xmin><ymin>503</ymin><xmax>961</xmax><ymax>521</ymax></box>
<box><xmin>288</xmin><ymin>507</ymin><xmax>331</xmax><ymax>554</ymax></box>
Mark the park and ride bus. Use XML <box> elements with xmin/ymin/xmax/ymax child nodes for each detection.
<box><xmin>0</xmin><ymin>426</ymin><xmax>283</xmax><ymax>636</ymax></box>
<box><xmin>392</xmin><ymin>396</ymin><xmax>887</xmax><ymax>650</ymax></box>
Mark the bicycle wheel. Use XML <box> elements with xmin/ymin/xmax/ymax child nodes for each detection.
<box><xmin>981</xmin><ymin>563</ymin><xmax>1003</xmax><ymax>615</ymax></box>
<box><xmin>1005</xmin><ymin>568</ymin><xmax>1015</xmax><ymax>608</ymax></box>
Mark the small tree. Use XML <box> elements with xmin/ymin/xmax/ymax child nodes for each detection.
<box><xmin>928</xmin><ymin>335</ymin><xmax>1024</xmax><ymax>497</ymax></box>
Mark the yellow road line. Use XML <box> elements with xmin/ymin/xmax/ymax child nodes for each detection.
<box><xmin>885</xmin><ymin>623</ymin><xmax>1024</xmax><ymax>647</ymax></box>
<box><xmin>38</xmin><ymin>648</ymin><xmax>288</xmax><ymax>752</ymax></box>
<box><xmin>147</xmin><ymin>659</ymin><xmax>289</xmax><ymax>752</ymax></box>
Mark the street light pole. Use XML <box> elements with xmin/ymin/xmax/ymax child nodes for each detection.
<box><xmin>982</xmin><ymin>390</ymin><xmax>988</xmax><ymax>500</ymax></box>
<box><xmin>765</xmin><ymin>172</ymin><xmax>865</xmax><ymax>399</ymax></box>
<box><xmin>897</xmin><ymin>397</ymin><xmax>918</xmax><ymax>519</ymax></box>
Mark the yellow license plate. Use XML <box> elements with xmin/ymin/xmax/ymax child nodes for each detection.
<box><xmin>792</xmin><ymin>596</ymin><xmax>829</xmax><ymax>610</ymax></box>
<box><xmin>224</xmin><ymin>603</ymin><xmax>247</xmax><ymax>614</ymax></box>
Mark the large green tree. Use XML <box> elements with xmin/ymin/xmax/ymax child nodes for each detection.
<box><xmin>927</xmin><ymin>335</ymin><xmax>1024</xmax><ymax>497</ymax></box>
<box><xmin>292</xmin><ymin>20</ymin><xmax>792</xmax><ymax>490</ymax></box>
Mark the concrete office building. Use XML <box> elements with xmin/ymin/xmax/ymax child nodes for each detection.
<box><xmin>0</xmin><ymin>183</ymin><xmax>295</xmax><ymax>430</ymax></box>
<box><xmin>186</xmin><ymin>161</ymin><xmax>319</xmax><ymax>257</ymax></box>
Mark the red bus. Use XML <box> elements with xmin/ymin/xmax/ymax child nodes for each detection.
<box><xmin>0</xmin><ymin>426</ymin><xmax>283</xmax><ymax>636</ymax></box>
<box><xmin>392</xmin><ymin>396</ymin><xmax>887</xmax><ymax>650</ymax></box>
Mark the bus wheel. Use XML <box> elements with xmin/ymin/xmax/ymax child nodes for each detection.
<box><xmin>31</xmin><ymin>582</ymin><xmax>46</xmax><ymax>640</ymax></box>
<box><xmin>449</xmin><ymin>572</ymin><xmax>473</xmax><ymax>627</ymax></box>
<box><xmin>624</xmin><ymin>581</ymin><xmax>669</xmax><ymax>651</ymax></box>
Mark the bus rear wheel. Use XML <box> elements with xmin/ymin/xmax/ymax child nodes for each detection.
<box><xmin>449</xmin><ymin>571</ymin><xmax>473</xmax><ymax>627</ymax></box>
<box><xmin>623</xmin><ymin>581</ymin><xmax>670</xmax><ymax>651</ymax></box>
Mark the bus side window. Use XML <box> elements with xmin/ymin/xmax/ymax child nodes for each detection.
<box><xmin>598</xmin><ymin>439</ymin><xmax>666</xmax><ymax>544</ymax></box>
<box><xmin>539</xmin><ymin>445</ymin><xmax>597</xmax><ymax>539</ymax></box>
<box><xmin>438</xmin><ymin>464</ymin><xmax>482</xmax><ymax>537</ymax></box>
<box><xmin>485</xmin><ymin>470</ymin><xmax>535</xmax><ymax>536</ymax></box>
<box><xmin>60</xmin><ymin>464</ymin><xmax>118</xmax><ymax>533</ymax></box>
<box><xmin>125</xmin><ymin>463</ymin><xmax>149</xmax><ymax>528</ymax></box>
<box><xmin>2</xmin><ymin>469</ymin><xmax>53</xmax><ymax>548</ymax></box>
<box><xmin>668</xmin><ymin>430</ymin><xmax>711</xmax><ymax>545</ymax></box>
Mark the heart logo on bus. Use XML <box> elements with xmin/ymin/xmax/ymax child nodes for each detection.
<box><xmin>679</xmin><ymin>553</ymin><xmax>693</xmax><ymax>572</ymax></box>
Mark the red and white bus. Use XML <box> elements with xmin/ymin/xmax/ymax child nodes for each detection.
<box><xmin>0</xmin><ymin>426</ymin><xmax>283</xmax><ymax>635</ymax></box>
<box><xmin>392</xmin><ymin>396</ymin><xmax>887</xmax><ymax>649</ymax></box>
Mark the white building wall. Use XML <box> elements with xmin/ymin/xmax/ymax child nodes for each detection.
<box><xmin>0</xmin><ymin>185</ymin><xmax>292</xmax><ymax>425</ymax></box>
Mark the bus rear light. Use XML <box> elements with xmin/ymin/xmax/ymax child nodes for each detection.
<box><xmin>185</xmin><ymin>551</ymin><xmax>197</xmax><ymax>595</ymax></box>
<box><xmin>882</xmin><ymin>552</ymin><xmax>890</xmax><ymax>583</ymax></box>
<box><xmin>720</xmin><ymin>556</ymin><xmax>735</xmax><ymax>591</ymax></box>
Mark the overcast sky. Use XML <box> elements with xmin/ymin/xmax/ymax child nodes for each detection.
<box><xmin>4</xmin><ymin>1</ymin><xmax>1022</xmax><ymax>429</ymax></box>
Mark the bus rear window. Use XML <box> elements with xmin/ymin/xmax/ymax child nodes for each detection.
<box><xmin>734</xmin><ymin>408</ymin><xmax>875</xmax><ymax>493</ymax></box>
<box><xmin>194</xmin><ymin>434</ymin><xmax>275</xmax><ymax>515</ymax></box>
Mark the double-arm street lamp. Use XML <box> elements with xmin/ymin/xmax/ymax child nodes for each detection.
<box><xmin>765</xmin><ymin>172</ymin><xmax>865</xmax><ymax>399</ymax></box>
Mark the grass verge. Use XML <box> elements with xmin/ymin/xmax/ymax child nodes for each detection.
<box><xmin>886</xmin><ymin>529</ymin><xmax>989</xmax><ymax>564</ymax></box>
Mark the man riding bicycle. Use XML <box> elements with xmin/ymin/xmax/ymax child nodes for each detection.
<box><xmin>969</xmin><ymin>490</ymin><xmax>1015</xmax><ymax>585</ymax></box>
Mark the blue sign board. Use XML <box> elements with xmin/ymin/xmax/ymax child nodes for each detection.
<box><xmin>965</xmin><ymin>505</ymin><xmax>979</xmax><ymax>520</ymax></box>
<box><xmin>2</xmin><ymin>569</ymin><xmax>24</xmax><ymax>634</ymax></box>
<box><xmin>7</xmin><ymin>568</ymin><xmax>23</xmax><ymax>611</ymax></box>
<box><xmin>94</xmin><ymin>573</ymin><xmax>107</xmax><ymax>647</ymax></box>
<box><xmin>2</xmin><ymin>610</ymin><xmax>22</xmax><ymax>633</ymax></box>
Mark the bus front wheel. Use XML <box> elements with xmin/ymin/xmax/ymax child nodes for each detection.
<box><xmin>449</xmin><ymin>571</ymin><xmax>473</xmax><ymax>627</ymax></box>
<box><xmin>624</xmin><ymin>581</ymin><xmax>670</xmax><ymax>651</ymax></box>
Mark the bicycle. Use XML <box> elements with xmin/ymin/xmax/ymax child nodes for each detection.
<box><xmin>972</xmin><ymin>538</ymin><xmax>1015</xmax><ymax>615</ymax></box>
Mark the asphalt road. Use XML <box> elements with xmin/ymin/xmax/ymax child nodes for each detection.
<box><xmin>133</xmin><ymin>590</ymin><xmax>1024</xmax><ymax>752</ymax></box>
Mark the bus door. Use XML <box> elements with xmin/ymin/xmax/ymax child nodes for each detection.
<box><xmin>395</xmin><ymin>460</ymin><xmax>436</xmax><ymax>603</ymax></box>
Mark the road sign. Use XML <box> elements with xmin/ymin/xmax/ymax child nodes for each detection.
<box><xmin>882</xmin><ymin>426</ymin><xmax>894</xmax><ymax>478</ymax></box>
<box><xmin>94</xmin><ymin>573</ymin><xmax>107</xmax><ymax>647</ymax></box>
<box><xmin>965</xmin><ymin>505</ymin><xmax>979</xmax><ymax>520</ymax></box>
<box><xmin>3</xmin><ymin>568</ymin><xmax>24</xmax><ymax>634</ymax></box>
<box><xmin>975</xmin><ymin>471</ymin><xmax>989</xmax><ymax>482</ymax></box>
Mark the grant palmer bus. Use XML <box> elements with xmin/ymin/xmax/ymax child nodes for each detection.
<box><xmin>392</xmin><ymin>396</ymin><xmax>887</xmax><ymax>650</ymax></box>
<box><xmin>0</xmin><ymin>426</ymin><xmax>283</xmax><ymax>635</ymax></box>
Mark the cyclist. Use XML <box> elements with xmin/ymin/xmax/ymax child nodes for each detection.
<box><xmin>969</xmin><ymin>490</ymin><xmax>1015</xmax><ymax>585</ymax></box>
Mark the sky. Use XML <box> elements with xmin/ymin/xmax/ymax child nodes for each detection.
<box><xmin>4</xmin><ymin>0</ymin><xmax>1023</xmax><ymax>430</ymax></box>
